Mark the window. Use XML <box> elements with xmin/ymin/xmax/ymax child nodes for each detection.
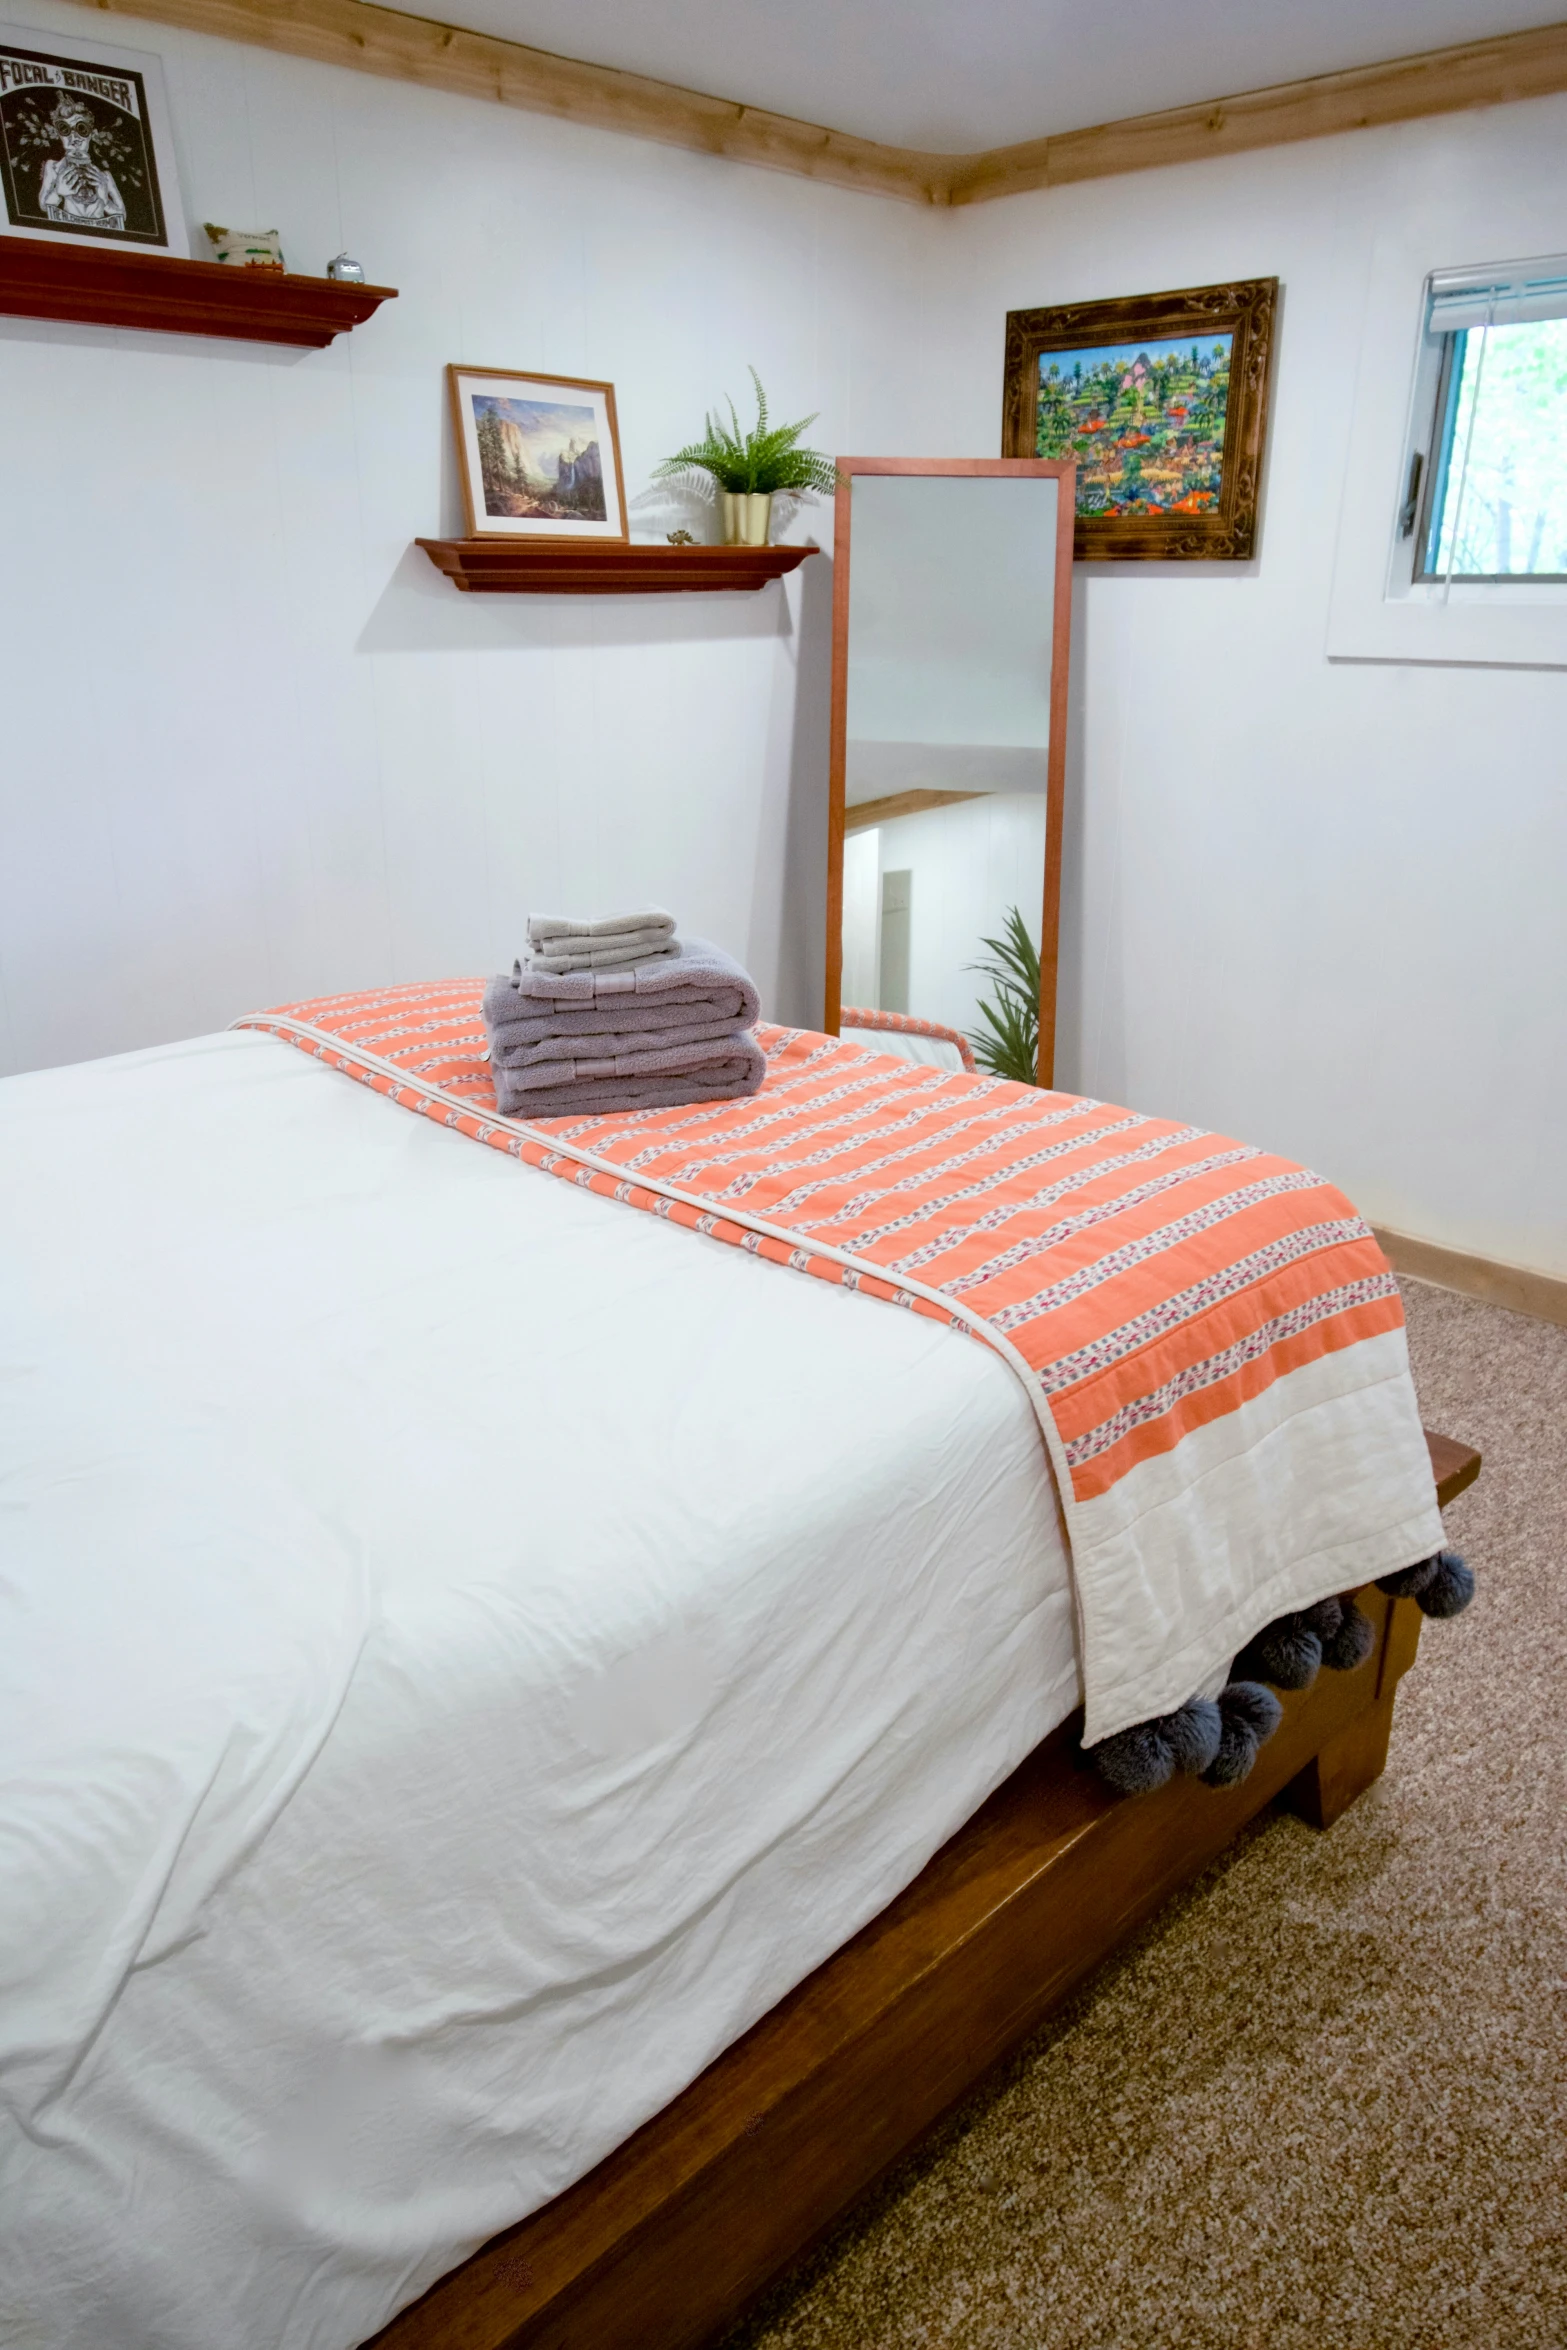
<box><xmin>1402</xmin><ymin>257</ymin><xmax>1567</xmax><ymax>583</ymax></box>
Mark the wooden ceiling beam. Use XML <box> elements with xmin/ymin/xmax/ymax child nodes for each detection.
<box><xmin>85</xmin><ymin>2</ymin><xmax>1567</xmax><ymax>209</ymax></box>
<box><xmin>84</xmin><ymin>0</ymin><xmax>945</xmax><ymax>204</ymax></box>
<box><xmin>937</xmin><ymin>18</ymin><xmax>1567</xmax><ymax>204</ymax></box>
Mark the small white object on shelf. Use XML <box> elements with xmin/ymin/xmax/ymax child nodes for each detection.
<box><xmin>205</xmin><ymin>223</ymin><xmax>285</xmax><ymax>270</ymax></box>
<box><xmin>326</xmin><ymin>251</ymin><xmax>365</xmax><ymax>283</ymax></box>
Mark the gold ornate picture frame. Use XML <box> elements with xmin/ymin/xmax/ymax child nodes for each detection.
<box><xmin>1002</xmin><ymin>277</ymin><xmax>1278</xmax><ymax>561</ymax></box>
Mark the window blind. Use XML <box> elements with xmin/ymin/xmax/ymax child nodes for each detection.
<box><xmin>1427</xmin><ymin>256</ymin><xmax>1567</xmax><ymax>333</ymax></box>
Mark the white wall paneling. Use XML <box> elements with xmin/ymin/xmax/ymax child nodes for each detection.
<box><xmin>1324</xmin><ymin>111</ymin><xmax>1567</xmax><ymax>671</ymax></box>
<box><xmin>2</xmin><ymin>5</ymin><xmax>1562</xmax><ymax>1278</ymax></box>
<box><xmin>0</xmin><ymin>0</ymin><xmax>935</xmax><ymax>1073</ymax></box>
<box><xmin>923</xmin><ymin>97</ymin><xmax>1567</xmax><ymax>1281</ymax></box>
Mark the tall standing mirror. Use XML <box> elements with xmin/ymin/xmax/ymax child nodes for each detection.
<box><xmin>826</xmin><ymin>459</ymin><xmax>1075</xmax><ymax>1084</ymax></box>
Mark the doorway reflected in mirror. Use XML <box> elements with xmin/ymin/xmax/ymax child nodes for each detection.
<box><xmin>827</xmin><ymin>460</ymin><xmax>1075</xmax><ymax>1085</ymax></box>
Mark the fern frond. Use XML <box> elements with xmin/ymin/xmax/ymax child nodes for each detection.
<box><xmin>654</xmin><ymin>371</ymin><xmax>844</xmax><ymax>498</ymax></box>
<box><xmin>967</xmin><ymin>994</ymin><xmax>1038</xmax><ymax>1085</ymax></box>
<box><xmin>965</xmin><ymin>906</ymin><xmax>1041</xmax><ymax>1085</ymax></box>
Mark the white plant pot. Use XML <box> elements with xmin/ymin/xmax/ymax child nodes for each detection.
<box><xmin>720</xmin><ymin>490</ymin><xmax>773</xmax><ymax>546</ymax></box>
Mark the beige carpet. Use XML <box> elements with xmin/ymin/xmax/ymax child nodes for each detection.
<box><xmin>728</xmin><ymin>1280</ymin><xmax>1567</xmax><ymax>2350</ymax></box>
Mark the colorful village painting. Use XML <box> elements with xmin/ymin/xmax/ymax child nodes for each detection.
<box><xmin>1035</xmin><ymin>333</ymin><xmax>1232</xmax><ymax>517</ymax></box>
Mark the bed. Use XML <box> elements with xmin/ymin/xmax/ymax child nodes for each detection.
<box><xmin>0</xmin><ymin>1012</ymin><xmax>1476</xmax><ymax>2350</ymax></box>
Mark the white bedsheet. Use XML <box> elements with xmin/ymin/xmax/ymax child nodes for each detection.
<box><xmin>0</xmin><ymin>1031</ymin><xmax>1078</xmax><ymax>2350</ymax></box>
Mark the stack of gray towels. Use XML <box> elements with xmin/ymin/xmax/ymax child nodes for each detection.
<box><xmin>482</xmin><ymin>907</ymin><xmax>766</xmax><ymax>1117</ymax></box>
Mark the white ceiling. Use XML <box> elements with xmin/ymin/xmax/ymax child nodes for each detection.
<box><xmin>403</xmin><ymin>0</ymin><xmax>1567</xmax><ymax>151</ymax></box>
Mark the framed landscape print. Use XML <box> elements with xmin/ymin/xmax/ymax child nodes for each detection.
<box><xmin>448</xmin><ymin>366</ymin><xmax>629</xmax><ymax>542</ymax></box>
<box><xmin>0</xmin><ymin>23</ymin><xmax>186</xmax><ymax>254</ymax></box>
<box><xmin>1002</xmin><ymin>278</ymin><xmax>1277</xmax><ymax>560</ymax></box>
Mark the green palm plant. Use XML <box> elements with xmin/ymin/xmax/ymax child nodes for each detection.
<box><xmin>654</xmin><ymin>367</ymin><xmax>841</xmax><ymax>498</ymax></box>
<box><xmin>966</xmin><ymin>907</ymin><xmax>1042</xmax><ymax>1085</ymax></box>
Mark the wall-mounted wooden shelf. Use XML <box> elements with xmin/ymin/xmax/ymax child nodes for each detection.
<box><xmin>415</xmin><ymin>538</ymin><xmax>818</xmax><ymax>595</ymax></box>
<box><xmin>0</xmin><ymin>241</ymin><xmax>396</xmax><ymax>346</ymax></box>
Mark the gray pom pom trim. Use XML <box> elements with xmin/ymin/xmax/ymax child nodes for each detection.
<box><xmin>1376</xmin><ymin>1554</ymin><xmax>1441</xmax><ymax>1600</ymax></box>
<box><xmin>1200</xmin><ymin>1679</ymin><xmax>1283</xmax><ymax>1788</ymax></box>
<box><xmin>1086</xmin><ymin>1696</ymin><xmax>1225</xmax><ymax>1796</ymax></box>
<box><xmin>1239</xmin><ymin>1588</ymin><xmax>1383</xmax><ymax>1692</ymax></box>
<box><xmin>1320</xmin><ymin>1596</ymin><xmax>1375</xmax><ymax>1672</ymax></box>
<box><xmin>1240</xmin><ymin>1617</ymin><xmax>1323</xmax><ymax>1691</ymax></box>
<box><xmin>1416</xmin><ymin>1548</ymin><xmax>1475</xmax><ymax>1617</ymax></box>
<box><xmin>1164</xmin><ymin>1697</ymin><xmax>1224</xmax><ymax>1776</ymax></box>
<box><xmin>1085</xmin><ymin>1544</ymin><xmax>1472</xmax><ymax>1803</ymax></box>
<box><xmin>1088</xmin><ymin>1722</ymin><xmax>1177</xmax><ymax>1797</ymax></box>
<box><xmin>1377</xmin><ymin>1547</ymin><xmax>1475</xmax><ymax>1617</ymax></box>
<box><xmin>1300</xmin><ymin>1597</ymin><xmax>1344</xmax><ymax>1640</ymax></box>
<box><xmin>1220</xmin><ymin>1679</ymin><xmax>1283</xmax><ymax>1740</ymax></box>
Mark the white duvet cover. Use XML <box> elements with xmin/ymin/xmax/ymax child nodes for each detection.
<box><xmin>0</xmin><ymin>1031</ymin><xmax>1078</xmax><ymax>2350</ymax></box>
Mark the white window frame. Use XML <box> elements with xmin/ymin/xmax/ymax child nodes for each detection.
<box><xmin>1328</xmin><ymin>244</ymin><xmax>1567</xmax><ymax>670</ymax></box>
<box><xmin>1395</xmin><ymin>255</ymin><xmax>1567</xmax><ymax>590</ymax></box>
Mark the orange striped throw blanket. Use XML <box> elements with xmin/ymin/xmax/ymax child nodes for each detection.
<box><xmin>235</xmin><ymin>980</ymin><xmax>1443</xmax><ymax>1744</ymax></box>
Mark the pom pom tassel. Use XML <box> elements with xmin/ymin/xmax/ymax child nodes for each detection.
<box><xmin>1201</xmin><ymin>1681</ymin><xmax>1283</xmax><ymax>1787</ymax></box>
<box><xmin>1376</xmin><ymin>1547</ymin><xmax>1475</xmax><ymax>1618</ymax></box>
<box><xmin>1320</xmin><ymin>1596</ymin><xmax>1375</xmax><ymax>1672</ymax></box>
<box><xmin>1236</xmin><ymin>1615</ymin><xmax>1322</xmax><ymax>1691</ymax></box>
<box><xmin>1086</xmin><ymin>1548</ymin><xmax>1471</xmax><ymax>1801</ymax></box>
<box><xmin>1085</xmin><ymin>1696</ymin><xmax>1223</xmax><ymax>1796</ymax></box>
<box><xmin>1418</xmin><ymin>1548</ymin><xmax>1474</xmax><ymax>1616</ymax></box>
<box><xmin>1238</xmin><ymin>1591</ymin><xmax>1379</xmax><ymax>1690</ymax></box>
<box><xmin>1375</xmin><ymin>1554</ymin><xmax>1439</xmax><ymax>1600</ymax></box>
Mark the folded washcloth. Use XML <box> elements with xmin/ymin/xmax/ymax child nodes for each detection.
<box><xmin>484</xmin><ymin>935</ymin><xmax>762</xmax><ymax>1027</ymax></box>
<box><xmin>526</xmin><ymin>934</ymin><xmax>679</xmax><ymax>975</ymax></box>
<box><xmin>527</xmin><ymin>908</ymin><xmax>676</xmax><ymax>947</ymax></box>
<box><xmin>491</xmin><ymin>1033</ymin><xmax>766</xmax><ymax>1119</ymax></box>
<box><xmin>524</xmin><ymin>907</ymin><xmax>677</xmax><ymax>974</ymax></box>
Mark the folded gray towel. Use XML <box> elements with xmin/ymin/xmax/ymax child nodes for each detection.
<box><xmin>488</xmin><ymin>997</ymin><xmax>743</xmax><ymax>1051</ymax></box>
<box><xmin>525</xmin><ymin>934</ymin><xmax>679</xmax><ymax>975</ymax></box>
<box><xmin>502</xmin><ymin>1032</ymin><xmax>757</xmax><ymax>1093</ymax></box>
<box><xmin>527</xmin><ymin>908</ymin><xmax>675</xmax><ymax>946</ymax></box>
<box><xmin>492</xmin><ymin>1014</ymin><xmax>744</xmax><ymax>1074</ymax></box>
<box><xmin>484</xmin><ymin>935</ymin><xmax>762</xmax><ymax>1024</ymax></box>
<box><xmin>492</xmin><ymin>1033</ymin><xmax>766</xmax><ymax>1119</ymax></box>
<box><xmin>483</xmin><ymin>935</ymin><xmax>765</xmax><ymax>1118</ymax></box>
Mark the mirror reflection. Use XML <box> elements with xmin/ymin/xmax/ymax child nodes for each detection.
<box><xmin>833</xmin><ymin>469</ymin><xmax>1069</xmax><ymax>1083</ymax></box>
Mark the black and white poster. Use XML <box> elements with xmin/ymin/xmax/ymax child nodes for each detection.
<box><xmin>0</xmin><ymin>22</ymin><xmax>186</xmax><ymax>253</ymax></box>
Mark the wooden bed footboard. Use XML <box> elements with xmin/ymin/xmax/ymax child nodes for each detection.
<box><xmin>369</xmin><ymin>1430</ymin><xmax>1481</xmax><ymax>2350</ymax></box>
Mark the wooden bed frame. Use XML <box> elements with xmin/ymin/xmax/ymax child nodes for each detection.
<box><xmin>370</xmin><ymin>1430</ymin><xmax>1481</xmax><ymax>2350</ymax></box>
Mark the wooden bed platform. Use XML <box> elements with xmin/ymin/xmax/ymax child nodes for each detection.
<box><xmin>370</xmin><ymin>1429</ymin><xmax>1482</xmax><ymax>2350</ymax></box>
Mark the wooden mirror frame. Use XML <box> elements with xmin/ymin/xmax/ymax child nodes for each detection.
<box><xmin>824</xmin><ymin>457</ymin><xmax>1076</xmax><ymax>1085</ymax></box>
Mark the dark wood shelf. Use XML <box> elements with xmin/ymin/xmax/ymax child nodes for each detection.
<box><xmin>0</xmin><ymin>241</ymin><xmax>396</xmax><ymax>346</ymax></box>
<box><xmin>416</xmin><ymin>538</ymin><xmax>819</xmax><ymax>595</ymax></box>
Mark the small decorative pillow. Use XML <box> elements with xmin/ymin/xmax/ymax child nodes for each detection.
<box><xmin>204</xmin><ymin>223</ymin><xmax>285</xmax><ymax>271</ymax></box>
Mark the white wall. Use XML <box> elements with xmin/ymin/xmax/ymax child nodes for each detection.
<box><xmin>0</xmin><ymin>0</ymin><xmax>937</xmax><ymax>1074</ymax></box>
<box><xmin>840</xmin><ymin>826</ymin><xmax>881</xmax><ymax>1011</ymax></box>
<box><xmin>2</xmin><ymin>10</ymin><xmax>1563</xmax><ymax>1279</ymax></box>
<box><xmin>931</xmin><ymin>97</ymin><xmax>1567</xmax><ymax>1279</ymax></box>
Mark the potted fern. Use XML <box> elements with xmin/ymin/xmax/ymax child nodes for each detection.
<box><xmin>655</xmin><ymin>368</ymin><xmax>839</xmax><ymax>545</ymax></box>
